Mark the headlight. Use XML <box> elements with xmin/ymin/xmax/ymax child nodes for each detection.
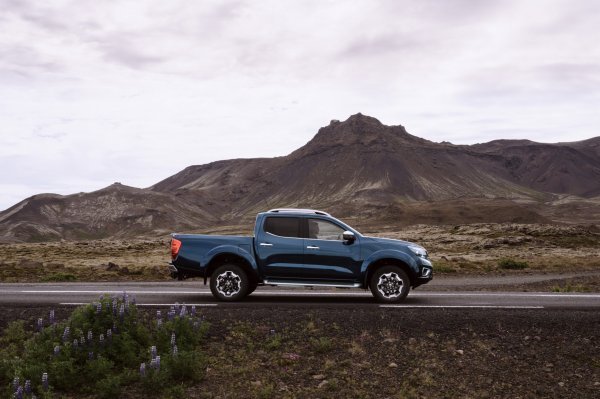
<box><xmin>408</xmin><ymin>245</ymin><xmax>428</xmax><ymax>258</ymax></box>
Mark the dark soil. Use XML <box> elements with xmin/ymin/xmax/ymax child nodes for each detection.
<box><xmin>2</xmin><ymin>305</ymin><xmax>598</xmax><ymax>398</ymax></box>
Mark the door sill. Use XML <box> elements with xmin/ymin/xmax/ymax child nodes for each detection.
<box><xmin>262</xmin><ymin>279</ymin><xmax>362</xmax><ymax>289</ymax></box>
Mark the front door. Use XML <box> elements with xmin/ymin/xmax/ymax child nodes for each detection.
<box><xmin>303</xmin><ymin>218</ymin><xmax>361</xmax><ymax>281</ymax></box>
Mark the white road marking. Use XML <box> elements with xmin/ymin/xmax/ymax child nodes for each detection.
<box><xmin>60</xmin><ymin>302</ymin><xmax>218</xmax><ymax>307</ymax></box>
<box><xmin>21</xmin><ymin>290</ymin><xmax>203</xmax><ymax>294</ymax></box>
<box><xmin>380</xmin><ymin>305</ymin><xmax>544</xmax><ymax>309</ymax></box>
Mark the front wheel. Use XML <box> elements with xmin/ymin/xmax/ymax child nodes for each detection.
<box><xmin>209</xmin><ymin>264</ymin><xmax>249</xmax><ymax>301</ymax></box>
<box><xmin>369</xmin><ymin>266</ymin><xmax>410</xmax><ymax>303</ymax></box>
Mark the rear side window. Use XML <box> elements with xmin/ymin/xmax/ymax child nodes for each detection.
<box><xmin>264</xmin><ymin>217</ymin><xmax>301</xmax><ymax>238</ymax></box>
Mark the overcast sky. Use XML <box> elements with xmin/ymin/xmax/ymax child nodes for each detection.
<box><xmin>1</xmin><ymin>0</ymin><xmax>599</xmax><ymax>211</ymax></box>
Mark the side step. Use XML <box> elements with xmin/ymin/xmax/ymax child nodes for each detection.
<box><xmin>263</xmin><ymin>279</ymin><xmax>362</xmax><ymax>289</ymax></box>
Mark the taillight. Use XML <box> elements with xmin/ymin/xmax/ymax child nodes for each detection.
<box><xmin>171</xmin><ymin>238</ymin><xmax>182</xmax><ymax>259</ymax></box>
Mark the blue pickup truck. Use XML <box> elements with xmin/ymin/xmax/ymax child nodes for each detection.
<box><xmin>169</xmin><ymin>209</ymin><xmax>433</xmax><ymax>303</ymax></box>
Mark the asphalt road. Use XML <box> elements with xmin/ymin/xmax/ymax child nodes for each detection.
<box><xmin>0</xmin><ymin>281</ymin><xmax>599</xmax><ymax>309</ymax></box>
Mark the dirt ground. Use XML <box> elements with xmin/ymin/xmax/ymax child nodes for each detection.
<box><xmin>1</xmin><ymin>305</ymin><xmax>598</xmax><ymax>398</ymax></box>
<box><xmin>1</xmin><ymin>223</ymin><xmax>599</xmax><ymax>292</ymax></box>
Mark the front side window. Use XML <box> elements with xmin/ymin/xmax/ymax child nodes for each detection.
<box><xmin>307</xmin><ymin>218</ymin><xmax>345</xmax><ymax>240</ymax></box>
<box><xmin>264</xmin><ymin>217</ymin><xmax>301</xmax><ymax>238</ymax></box>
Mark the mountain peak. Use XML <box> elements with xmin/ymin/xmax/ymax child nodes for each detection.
<box><xmin>292</xmin><ymin>114</ymin><xmax>424</xmax><ymax>157</ymax></box>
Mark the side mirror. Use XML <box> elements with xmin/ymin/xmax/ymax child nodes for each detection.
<box><xmin>342</xmin><ymin>231</ymin><xmax>355</xmax><ymax>243</ymax></box>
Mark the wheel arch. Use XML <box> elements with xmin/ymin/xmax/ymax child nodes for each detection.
<box><xmin>204</xmin><ymin>252</ymin><xmax>258</xmax><ymax>285</ymax></box>
<box><xmin>363</xmin><ymin>257</ymin><xmax>416</xmax><ymax>288</ymax></box>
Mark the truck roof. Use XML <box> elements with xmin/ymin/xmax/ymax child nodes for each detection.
<box><xmin>267</xmin><ymin>208</ymin><xmax>330</xmax><ymax>216</ymax></box>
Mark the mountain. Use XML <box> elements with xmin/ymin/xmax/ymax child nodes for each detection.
<box><xmin>0</xmin><ymin>183</ymin><xmax>215</xmax><ymax>242</ymax></box>
<box><xmin>2</xmin><ymin>114</ymin><xmax>599</xmax><ymax>242</ymax></box>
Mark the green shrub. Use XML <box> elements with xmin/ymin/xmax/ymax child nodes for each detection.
<box><xmin>311</xmin><ymin>336</ymin><xmax>333</xmax><ymax>353</ymax></box>
<box><xmin>498</xmin><ymin>258</ymin><xmax>528</xmax><ymax>270</ymax></box>
<box><xmin>0</xmin><ymin>295</ymin><xmax>209</xmax><ymax>398</ymax></box>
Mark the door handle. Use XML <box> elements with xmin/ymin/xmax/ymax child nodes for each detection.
<box><xmin>259</xmin><ymin>243</ymin><xmax>273</xmax><ymax>247</ymax></box>
<box><xmin>306</xmin><ymin>245</ymin><xmax>320</xmax><ymax>250</ymax></box>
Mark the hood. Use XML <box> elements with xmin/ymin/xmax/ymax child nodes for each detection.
<box><xmin>362</xmin><ymin>236</ymin><xmax>422</xmax><ymax>249</ymax></box>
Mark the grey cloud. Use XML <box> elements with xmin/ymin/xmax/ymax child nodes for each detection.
<box><xmin>3</xmin><ymin>0</ymin><xmax>70</xmax><ymax>32</ymax></box>
<box><xmin>458</xmin><ymin>63</ymin><xmax>600</xmax><ymax>107</ymax></box>
<box><xmin>338</xmin><ymin>34</ymin><xmax>426</xmax><ymax>59</ymax></box>
<box><xmin>99</xmin><ymin>35</ymin><xmax>168</xmax><ymax>69</ymax></box>
<box><xmin>1</xmin><ymin>45</ymin><xmax>63</xmax><ymax>73</ymax></box>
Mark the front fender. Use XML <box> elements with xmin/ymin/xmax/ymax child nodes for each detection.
<box><xmin>360</xmin><ymin>249</ymin><xmax>419</xmax><ymax>282</ymax></box>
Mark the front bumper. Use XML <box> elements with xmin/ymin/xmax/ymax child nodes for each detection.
<box><xmin>414</xmin><ymin>258</ymin><xmax>433</xmax><ymax>287</ymax></box>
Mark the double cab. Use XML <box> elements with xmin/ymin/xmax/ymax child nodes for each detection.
<box><xmin>169</xmin><ymin>209</ymin><xmax>433</xmax><ymax>303</ymax></box>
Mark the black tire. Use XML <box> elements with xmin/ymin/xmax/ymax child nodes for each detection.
<box><xmin>209</xmin><ymin>264</ymin><xmax>249</xmax><ymax>302</ymax></box>
<box><xmin>247</xmin><ymin>280</ymin><xmax>258</xmax><ymax>295</ymax></box>
<box><xmin>369</xmin><ymin>266</ymin><xmax>410</xmax><ymax>303</ymax></box>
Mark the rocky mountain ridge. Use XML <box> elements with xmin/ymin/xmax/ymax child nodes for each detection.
<box><xmin>1</xmin><ymin>113</ymin><xmax>599</xmax><ymax>242</ymax></box>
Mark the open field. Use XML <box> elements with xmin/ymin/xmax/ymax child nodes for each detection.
<box><xmin>1</xmin><ymin>223</ymin><xmax>599</xmax><ymax>291</ymax></box>
<box><xmin>1</xmin><ymin>304</ymin><xmax>598</xmax><ymax>398</ymax></box>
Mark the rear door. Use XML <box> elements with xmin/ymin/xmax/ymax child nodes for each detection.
<box><xmin>255</xmin><ymin>216</ymin><xmax>304</xmax><ymax>279</ymax></box>
<box><xmin>303</xmin><ymin>218</ymin><xmax>362</xmax><ymax>281</ymax></box>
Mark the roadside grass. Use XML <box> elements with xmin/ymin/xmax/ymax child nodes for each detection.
<box><xmin>0</xmin><ymin>295</ymin><xmax>208</xmax><ymax>398</ymax></box>
<box><xmin>498</xmin><ymin>258</ymin><xmax>529</xmax><ymax>270</ymax></box>
<box><xmin>41</xmin><ymin>272</ymin><xmax>77</xmax><ymax>282</ymax></box>
<box><xmin>551</xmin><ymin>283</ymin><xmax>590</xmax><ymax>293</ymax></box>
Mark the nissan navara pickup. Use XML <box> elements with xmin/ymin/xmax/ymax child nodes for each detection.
<box><xmin>169</xmin><ymin>209</ymin><xmax>433</xmax><ymax>303</ymax></box>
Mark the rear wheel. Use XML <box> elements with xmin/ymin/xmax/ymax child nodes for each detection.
<box><xmin>369</xmin><ymin>266</ymin><xmax>410</xmax><ymax>303</ymax></box>
<box><xmin>209</xmin><ymin>264</ymin><xmax>249</xmax><ymax>301</ymax></box>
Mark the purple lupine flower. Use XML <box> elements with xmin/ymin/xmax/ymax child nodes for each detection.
<box><xmin>139</xmin><ymin>362</ymin><xmax>146</xmax><ymax>378</ymax></box>
<box><xmin>53</xmin><ymin>346</ymin><xmax>60</xmax><ymax>356</ymax></box>
<box><xmin>106</xmin><ymin>329</ymin><xmax>112</xmax><ymax>341</ymax></box>
<box><xmin>15</xmin><ymin>385</ymin><xmax>23</xmax><ymax>399</ymax></box>
<box><xmin>150</xmin><ymin>358</ymin><xmax>157</xmax><ymax>369</ymax></box>
<box><xmin>191</xmin><ymin>305</ymin><xmax>196</xmax><ymax>316</ymax></box>
<box><xmin>13</xmin><ymin>376</ymin><xmax>19</xmax><ymax>391</ymax></box>
<box><xmin>122</xmin><ymin>291</ymin><xmax>127</xmax><ymax>301</ymax></box>
<box><xmin>155</xmin><ymin>355</ymin><xmax>161</xmax><ymax>371</ymax></box>
<box><xmin>150</xmin><ymin>345</ymin><xmax>157</xmax><ymax>359</ymax></box>
<box><xmin>179</xmin><ymin>305</ymin><xmax>186</xmax><ymax>318</ymax></box>
<box><xmin>157</xmin><ymin>318</ymin><xmax>162</xmax><ymax>328</ymax></box>
<box><xmin>106</xmin><ymin>300</ymin><xmax>111</xmax><ymax>312</ymax></box>
<box><xmin>99</xmin><ymin>334</ymin><xmax>105</xmax><ymax>347</ymax></box>
<box><xmin>87</xmin><ymin>330</ymin><xmax>93</xmax><ymax>342</ymax></box>
<box><xmin>167</xmin><ymin>310</ymin><xmax>175</xmax><ymax>321</ymax></box>
<box><xmin>49</xmin><ymin>310</ymin><xmax>55</xmax><ymax>324</ymax></box>
<box><xmin>42</xmin><ymin>373</ymin><xmax>48</xmax><ymax>391</ymax></box>
<box><xmin>80</xmin><ymin>335</ymin><xmax>85</xmax><ymax>346</ymax></box>
<box><xmin>112</xmin><ymin>322</ymin><xmax>118</xmax><ymax>334</ymax></box>
<box><xmin>24</xmin><ymin>380</ymin><xmax>31</xmax><ymax>394</ymax></box>
<box><xmin>119</xmin><ymin>304</ymin><xmax>125</xmax><ymax>320</ymax></box>
<box><xmin>73</xmin><ymin>339</ymin><xmax>79</xmax><ymax>349</ymax></box>
<box><xmin>88</xmin><ymin>351</ymin><xmax>94</xmax><ymax>360</ymax></box>
<box><xmin>112</xmin><ymin>298</ymin><xmax>117</xmax><ymax>315</ymax></box>
<box><xmin>99</xmin><ymin>294</ymin><xmax>104</xmax><ymax>301</ymax></box>
<box><xmin>37</xmin><ymin>318</ymin><xmax>43</xmax><ymax>332</ymax></box>
<box><xmin>131</xmin><ymin>294</ymin><xmax>136</xmax><ymax>305</ymax></box>
<box><xmin>170</xmin><ymin>332</ymin><xmax>176</xmax><ymax>347</ymax></box>
<box><xmin>174</xmin><ymin>302</ymin><xmax>180</xmax><ymax>311</ymax></box>
<box><xmin>96</xmin><ymin>302</ymin><xmax>102</xmax><ymax>314</ymax></box>
<box><xmin>62</xmin><ymin>327</ymin><xmax>70</xmax><ymax>342</ymax></box>
<box><xmin>172</xmin><ymin>345</ymin><xmax>178</xmax><ymax>357</ymax></box>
